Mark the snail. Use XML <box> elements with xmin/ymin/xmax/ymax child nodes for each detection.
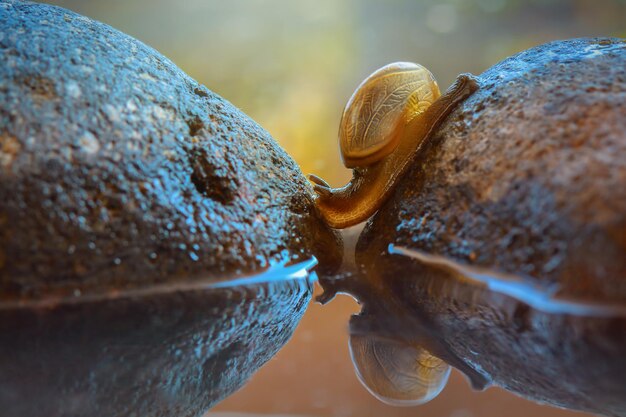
<box><xmin>309</xmin><ymin>62</ymin><xmax>479</xmax><ymax>229</ymax></box>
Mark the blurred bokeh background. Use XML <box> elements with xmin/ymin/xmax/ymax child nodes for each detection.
<box><xmin>38</xmin><ymin>1</ymin><xmax>626</xmax><ymax>416</ymax></box>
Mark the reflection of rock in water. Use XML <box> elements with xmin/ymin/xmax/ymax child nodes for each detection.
<box><xmin>325</xmin><ymin>38</ymin><xmax>626</xmax><ymax>417</ymax></box>
<box><xmin>349</xmin><ymin>239</ymin><xmax>626</xmax><ymax>407</ymax></box>
<box><xmin>0</xmin><ymin>258</ymin><xmax>316</xmax><ymax>417</ymax></box>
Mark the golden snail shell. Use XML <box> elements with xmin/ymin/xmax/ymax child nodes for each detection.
<box><xmin>340</xmin><ymin>62</ymin><xmax>440</xmax><ymax>168</ymax></box>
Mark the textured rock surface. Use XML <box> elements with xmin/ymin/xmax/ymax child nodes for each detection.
<box><xmin>353</xmin><ymin>38</ymin><xmax>626</xmax><ymax>416</ymax></box>
<box><xmin>0</xmin><ymin>1</ymin><xmax>341</xmax><ymax>417</ymax></box>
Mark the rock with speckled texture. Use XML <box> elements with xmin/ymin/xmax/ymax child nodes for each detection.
<box><xmin>0</xmin><ymin>1</ymin><xmax>341</xmax><ymax>417</ymax></box>
<box><xmin>350</xmin><ymin>39</ymin><xmax>626</xmax><ymax>416</ymax></box>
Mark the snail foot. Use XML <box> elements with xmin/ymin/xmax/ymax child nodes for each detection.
<box><xmin>313</xmin><ymin>184</ymin><xmax>332</xmax><ymax>198</ymax></box>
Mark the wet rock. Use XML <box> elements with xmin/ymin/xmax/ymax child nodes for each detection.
<box><xmin>353</xmin><ymin>39</ymin><xmax>626</xmax><ymax>416</ymax></box>
<box><xmin>0</xmin><ymin>1</ymin><xmax>341</xmax><ymax>417</ymax></box>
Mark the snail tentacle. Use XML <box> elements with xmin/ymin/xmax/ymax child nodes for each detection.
<box><xmin>308</xmin><ymin>173</ymin><xmax>331</xmax><ymax>188</ymax></box>
<box><xmin>312</xmin><ymin>183</ymin><xmax>333</xmax><ymax>198</ymax></box>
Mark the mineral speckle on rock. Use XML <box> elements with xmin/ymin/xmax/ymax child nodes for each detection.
<box><xmin>0</xmin><ymin>1</ymin><xmax>341</xmax><ymax>417</ymax></box>
<box><xmin>353</xmin><ymin>38</ymin><xmax>626</xmax><ymax>417</ymax></box>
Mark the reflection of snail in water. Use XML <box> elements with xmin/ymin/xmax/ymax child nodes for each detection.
<box><xmin>309</xmin><ymin>62</ymin><xmax>479</xmax><ymax>229</ymax></box>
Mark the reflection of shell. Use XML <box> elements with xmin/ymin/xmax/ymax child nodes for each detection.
<box><xmin>349</xmin><ymin>333</ymin><xmax>451</xmax><ymax>406</ymax></box>
<box><xmin>339</xmin><ymin>62</ymin><xmax>440</xmax><ymax>168</ymax></box>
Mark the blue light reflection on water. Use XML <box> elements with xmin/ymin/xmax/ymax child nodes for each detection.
<box><xmin>206</xmin><ymin>257</ymin><xmax>318</xmax><ymax>288</ymax></box>
<box><xmin>1</xmin><ymin>257</ymin><xmax>318</xmax><ymax>310</ymax></box>
<box><xmin>388</xmin><ymin>244</ymin><xmax>626</xmax><ymax>317</ymax></box>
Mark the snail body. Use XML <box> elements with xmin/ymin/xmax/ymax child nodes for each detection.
<box><xmin>309</xmin><ymin>62</ymin><xmax>478</xmax><ymax>229</ymax></box>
